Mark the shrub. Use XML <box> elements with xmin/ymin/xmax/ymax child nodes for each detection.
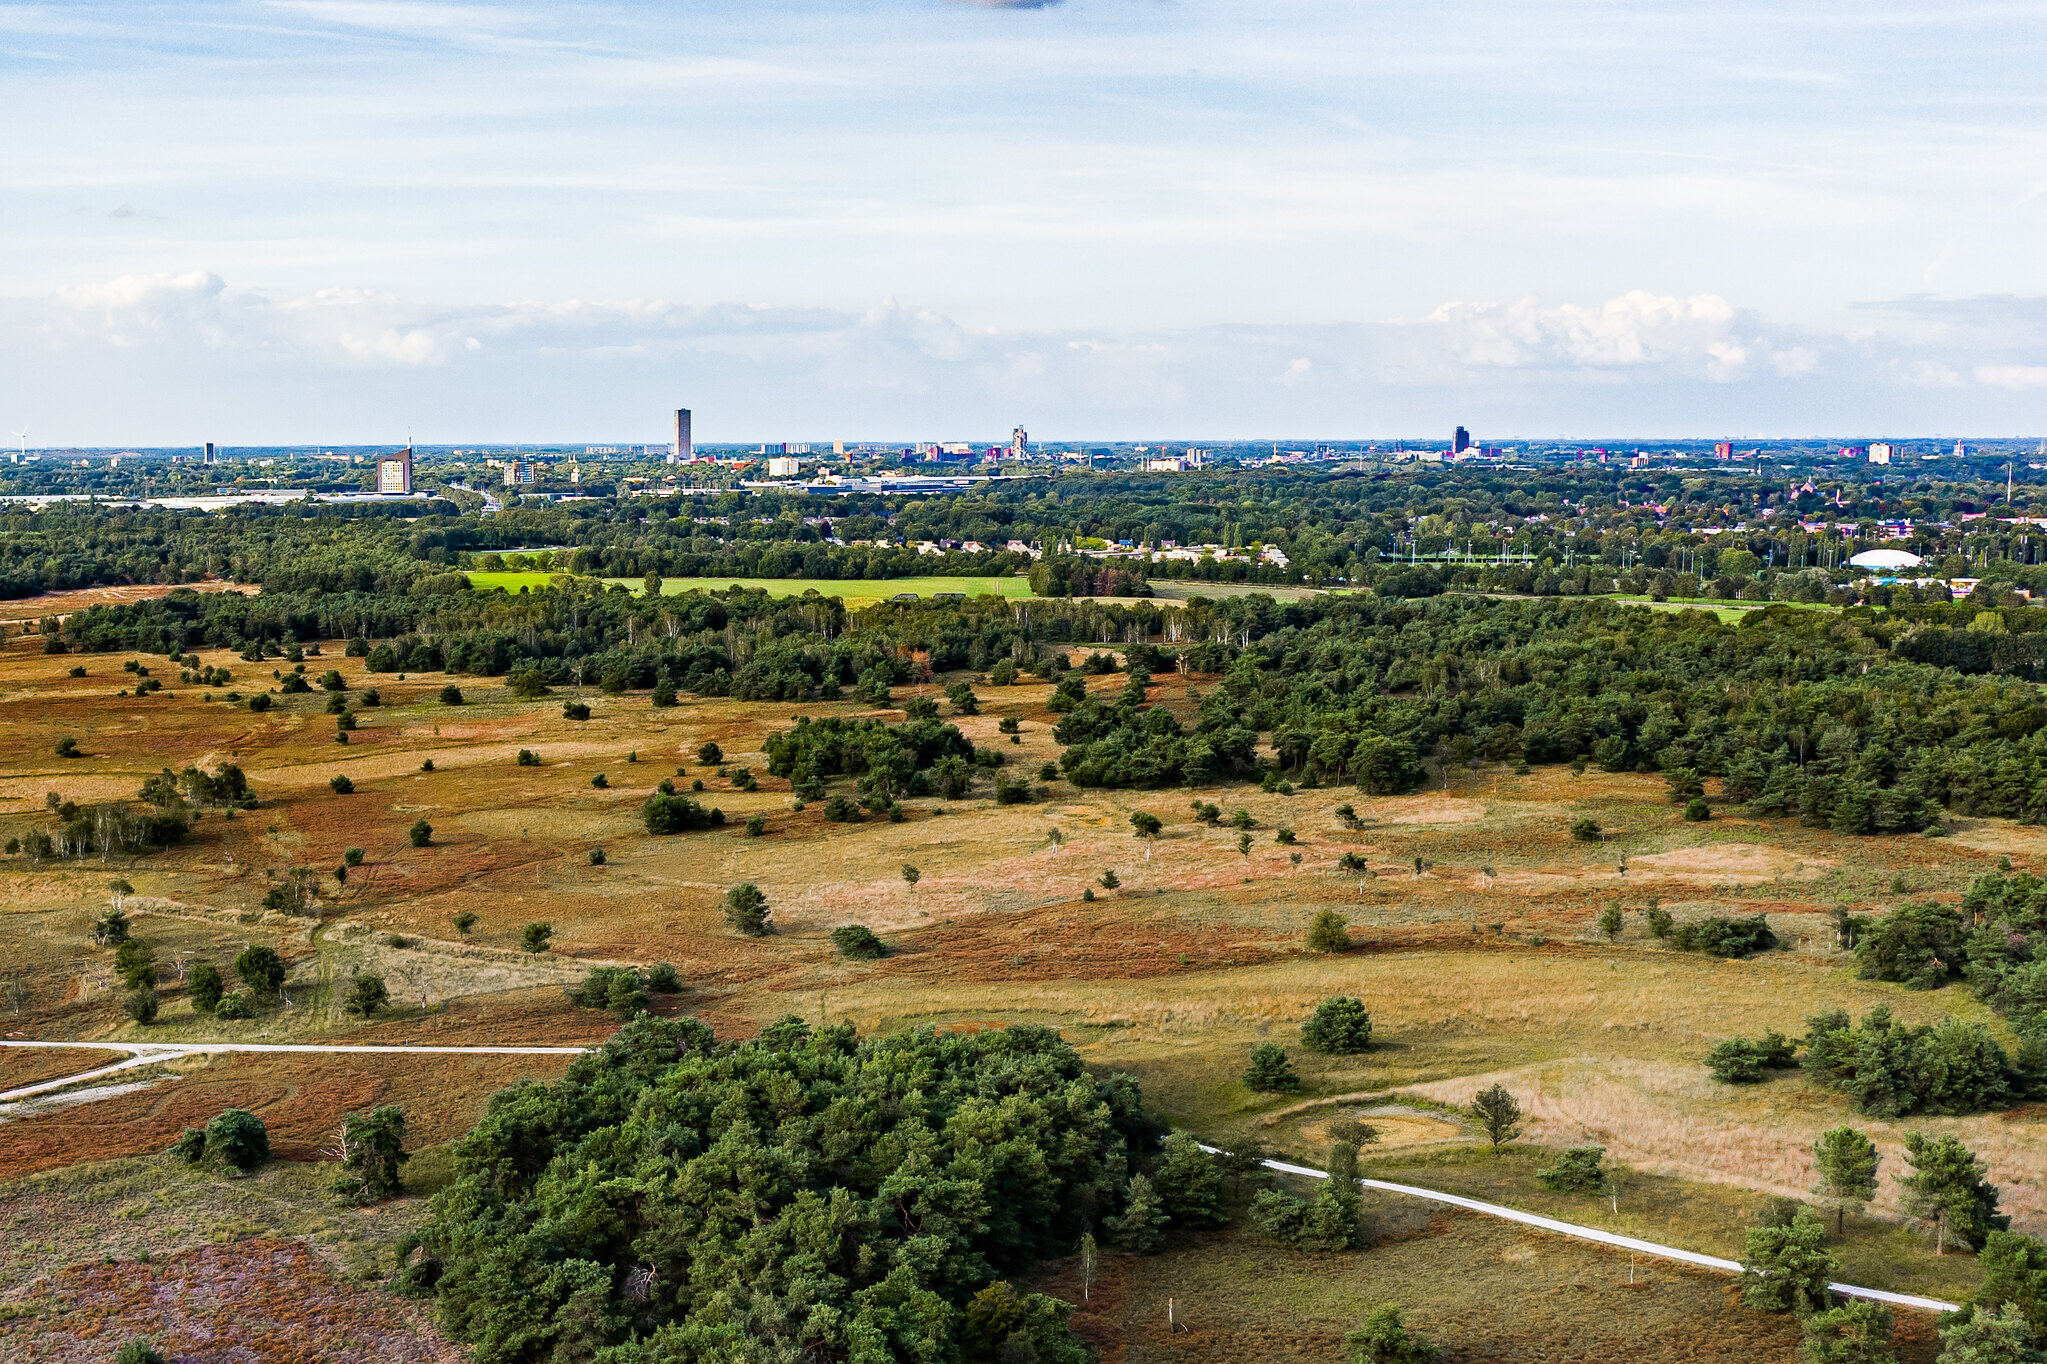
<box><xmin>344</xmin><ymin>847</ymin><xmax>364</xmax><ymax>866</ymax></box>
<box><xmin>1684</xmin><ymin>797</ymin><xmax>1711</xmax><ymax>822</ymax></box>
<box><xmin>114</xmin><ymin>938</ymin><xmax>156</xmax><ymax>988</ymax></box>
<box><xmin>647</xmin><ymin>962</ymin><xmax>682</xmax><ymax>993</ymax></box>
<box><xmin>213</xmin><ymin>991</ymin><xmax>254</xmax><ymax>1019</ymax></box>
<box><xmin>697</xmin><ymin>741</ymin><xmax>723</xmax><ymax>765</ymax></box>
<box><xmin>591</xmin><ymin>772</ymin><xmax>608</xmax><ymax>788</ymax></box>
<box><xmin>234</xmin><ymin>944</ymin><xmax>286</xmax><ymax>998</ymax></box>
<box><xmin>125</xmin><ymin>985</ymin><xmax>159</xmax><ymax>1024</ymax></box>
<box><xmin>744</xmin><ymin>813</ymin><xmax>766</xmax><ymax>837</ymax></box>
<box><xmin>1934</xmin><ymin>1304</ymin><xmax>2039</xmax><ymax>1364</ymax></box>
<box><xmin>1597</xmin><ymin>903</ymin><xmax>1624</xmax><ymax>942</ymax></box>
<box><xmin>1803</xmin><ymin>1007</ymin><xmax>2014</xmax><ymax>1118</ymax></box>
<box><xmin>1671</xmin><ymin>914</ymin><xmax>1778</xmax><ymax>958</ymax></box>
<box><xmin>1797</xmin><ymin>1298</ymin><xmax>1893</xmax><ymax>1364</ymax></box>
<box><xmin>439</xmin><ymin>684</ymin><xmax>464</xmax><ymax>705</ymax></box>
<box><xmin>344</xmin><ymin>973</ymin><xmax>390</xmax><ymax>1017</ymax></box>
<box><xmin>642</xmin><ymin>792</ymin><xmax>722</xmax><ymax>833</ymax></box>
<box><xmin>1708</xmin><ymin>1031</ymin><xmax>1799</xmax><ymax>1083</ymax></box>
<box><xmin>1244</xmin><ymin>1043</ymin><xmax>1301</xmax><ymax>1093</ymax></box>
<box><xmin>247</xmin><ymin>693</ymin><xmax>272</xmax><ymax>712</ymax></box>
<box><xmin>1646</xmin><ymin>906</ymin><xmax>1674</xmax><ymax>938</ymax></box>
<box><xmin>1307</xmin><ymin>908</ymin><xmax>1349</xmax><ymax>953</ymax></box>
<box><xmin>589</xmin><ymin>847</ymin><xmax>606</xmax><ymax>865</ymax></box>
<box><xmin>54</xmin><ymin>736</ymin><xmax>80</xmax><ymax>758</ymax></box>
<box><xmin>521</xmin><ymin>921</ymin><xmax>554</xmax><ymax>954</ymax></box>
<box><xmin>1098</xmin><ymin>869</ymin><xmax>1120</xmax><ymax>890</ymax></box>
<box><xmin>1536</xmin><ymin>1145</ymin><xmax>1607</xmax><ymax>1194</ymax></box>
<box><xmin>1570</xmin><ymin>818</ymin><xmax>1601</xmax><ymax>842</ymax></box>
<box><xmin>187</xmin><ymin>959</ymin><xmax>224</xmax><ymax>1013</ymax></box>
<box><xmin>115</xmin><ymin>1340</ymin><xmax>165</xmax><ymax>1364</ymax></box>
<box><xmin>329</xmin><ymin>1104</ymin><xmax>409</xmax><ymax>1205</ymax></box>
<box><xmin>832</xmin><ymin>925</ymin><xmax>887</xmax><ymax>960</ymax></box>
<box><xmin>517</xmin><ymin>749</ymin><xmax>540</xmax><ymax>766</ymax></box>
<box><xmin>409</xmin><ymin>818</ymin><xmax>433</xmax><ymax>847</ymax></box>
<box><xmin>1343</xmin><ymin>1306</ymin><xmax>1443</xmax><ymax>1364</ymax></box>
<box><xmin>821</xmin><ymin>794</ymin><xmax>862</xmax><ymax>823</ymax></box>
<box><xmin>204</xmin><ymin>1107</ymin><xmax>271</xmax><ymax>1172</ymax></box>
<box><xmin>995</xmin><ymin>775</ymin><xmax>1033</xmax><ymax>804</ymax></box>
<box><xmin>1855</xmin><ymin>901</ymin><xmax>1966</xmax><ymax>990</ymax></box>
<box><xmin>329</xmin><ymin>774</ymin><xmax>355</xmax><ymax>794</ymax></box>
<box><xmin>725</xmin><ymin>882</ymin><xmax>770</xmax><ymax>936</ymax></box>
<box><xmin>651</xmin><ymin>682</ymin><xmax>678</xmax><ymax>707</ymax></box>
<box><xmin>562</xmin><ymin>700</ymin><xmax>590</xmax><ymax>721</ymax></box>
<box><xmin>452</xmin><ymin>910</ymin><xmax>477</xmax><ymax>935</ymax></box>
<box><xmin>1302</xmin><ymin>996</ymin><xmax>1373</xmax><ymax>1054</ymax></box>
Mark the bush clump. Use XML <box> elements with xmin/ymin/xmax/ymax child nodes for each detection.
<box><xmin>1301</xmin><ymin>996</ymin><xmax>1373</xmax><ymax>1054</ymax></box>
<box><xmin>831</xmin><ymin>924</ymin><xmax>887</xmax><ymax>960</ymax></box>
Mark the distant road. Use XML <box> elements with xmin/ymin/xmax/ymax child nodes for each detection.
<box><xmin>0</xmin><ymin>1038</ymin><xmax>589</xmax><ymax>1103</ymax></box>
<box><xmin>1208</xmin><ymin>1147</ymin><xmax>1962</xmax><ymax>1316</ymax></box>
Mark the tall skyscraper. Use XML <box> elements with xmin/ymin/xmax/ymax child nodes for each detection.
<box><xmin>1011</xmin><ymin>424</ymin><xmax>1028</xmax><ymax>457</ymax></box>
<box><xmin>1451</xmin><ymin>426</ymin><xmax>1471</xmax><ymax>455</ymax></box>
<box><xmin>673</xmin><ymin>409</ymin><xmax>692</xmax><ymax>463</ymax></box>
<box><xmin>203</xmin><ymin>441</ymin><xmax>216</xmax><ymax>465</ymax></box>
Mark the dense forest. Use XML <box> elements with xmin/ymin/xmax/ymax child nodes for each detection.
<box><xmin>409</xmin><ymin>1015</ymin><xmax>1166</xmax><ymax>1364</ymax></box>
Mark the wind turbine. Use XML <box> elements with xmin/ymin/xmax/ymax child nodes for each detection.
<box><xmin>8</xmin><ymin>426</ymin><xmax>25</xmax><ymax>460</ymax></box>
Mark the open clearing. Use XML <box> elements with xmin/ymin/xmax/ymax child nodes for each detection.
<box><xmin>0</xmin><ymin>621</ymin><xmax>2037</xmax><ymax>1353</ymax></box>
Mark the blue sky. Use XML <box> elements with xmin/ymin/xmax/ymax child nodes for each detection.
<box><xmin>5</xmin><ymin>0</ymin><xmax>2047</xmax><ymax>443</ymax></box>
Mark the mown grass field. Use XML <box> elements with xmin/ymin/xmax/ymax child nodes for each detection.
<box><xmin>463</xmin><ymin>570</ymin><xmax>1034</xmax><ymax>602</ymax></box>
<box><xmin>0</xmin><ymin>624</ymin><xmax>2036</xmax><ymax>1354</ymax></box>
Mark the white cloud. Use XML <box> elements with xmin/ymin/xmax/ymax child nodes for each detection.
<box><xmin>1976</xmin><ymin>364</ymin><xmax>2047</xmax><ymax>390</ymax></box>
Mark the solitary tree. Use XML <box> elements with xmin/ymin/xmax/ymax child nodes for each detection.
<box><xmin>1237</xmin><ymin>831</ymin><xmax>1253</xmax><ymax>857</ymax></box>
<box><xmin>1812</xmin><ymin>1126</ymin><xmax>1882</xmax><ymax>1237</ymax></box>
<box><xmin>1301</xmin><ymin>996</ymin><xmax>1373</xmax><ymax>1053</ymax></box>
<box><xmin>1342</xmin><ymin>1306</ymin><xmax>1443</xmax><ymax>1364</ymax></box>
<box><xmin>187</xmin><ymin>960</ymin><xmax>224</xmax><ymax>1013</ymax></box>
<box><xmin>108</xmin><ymin>878</ymin><xmax>134</xmax><ymax>915</ymax></box>
<box><xmin>1130</xmin><ymin>810</ymin><xmax>1163</xmax><ymax>859</ymax></box>
<box><xmin>1470</xmin><ymin>1083</ymin><xmax>1523</xmax><ymax>1154</ymax></box>
<box><xmin>1597</xmin><ymin>902</ymin><xmax>1624</xmax><ymax>943</ymax></box>
<box><xmin>725</xmin><ymin>882</ymin><xmax>771</xmax><ymax>936</ymax></box>
<box><xmin>344</xmin><ymin>972</ymin><xmax>390</xmax><ymax>1017</ymax></box>
<box><xmin>1896</xmin><ymin>1132</ymin><xmax>2008</xmax><ymax>1255</ymax></box>
<box><xmin>1078</xmin><ymin>1231</ymin><xmax>1098</xmax><ymax>1303</ymax></box>
<box><xmin>901</xmin><ymin>863</ymin><xmax>921</xmax><ymax>887</ymax></box>
<box><xmin>1244</xmin><ymin>1043</ymin><xmax>1301</xmax><ymax>1094</ymax></box>
<box><xmin>409</xmin><ymin>818</ymin><xmax>433</xmax><ymax>847</ymax></box>
<box><xmin>203</xmin><ymin>1107</ymin><xmax>271</xmax><ymax>1172</ymax></box>
<box><xmin>1307</xmin><ymin>908</ymin><xmax>1349</xmax><ymax>953</ymax></box>
<box><xmin>234</xmin><ymin>944</ymin><xmax>286</xmax><ymax>1000</ymax></box>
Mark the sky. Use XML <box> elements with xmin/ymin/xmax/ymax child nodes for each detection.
<box><xmin>5</xmin><ymin>0</ymin><xmax>2047</xmax><ymax>444</ymax></box>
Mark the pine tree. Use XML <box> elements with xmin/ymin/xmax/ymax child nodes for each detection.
<box><xmin>1243</xmin><ymin>1043</ymin><xmax>1300</xmax><ymax>1094</ymax></box>
<box><xmin>1151</xmin><ymin>1132</ymin><xmax>1227</xmax><ymax>1228</ymax></box>
<box><xmin>1738</xmin><ymin>1208</ymin><xmax>1837</xmax><ymax>1314</ymax></box>
<box><xmin>1107</xmin><ymin>1174</ymin><xmax>1169</xmax><ymax>1254</ymax></box>
<box><xmin>1898</xmin><ymin>1132</ymin><xmax>2009</xmax><ymax>1255</ymax></box>
<box><xmin>1469</xmin><ymin>1083</ymin><xmax>1522</xmax><ymax>1153</ymax></box>
<box><xmin>1812</xmin><ymin>1126</ymin><xmax>1881</xmax><ymax>1237</ymax></box>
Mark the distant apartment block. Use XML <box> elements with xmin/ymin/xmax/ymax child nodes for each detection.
<box><xmin>502</xmin><ymin>460</ymin><xmax>536</xmax><ymax>487</ymax></box>
<box><xmin>1869</xmin><ymin>443</ymin><xmax>1894</xmax><ymax>465</ymax></box>
<box><xmin>767</xmin><ymin>456</ymin><xmax>801</xmax><ymax>477</ymax></box>
<box><xmin>377</xmin><ymin>446</ymin><xmax>413</xmax><ymax>494</ymax></box>
<box><xmin>672</xmin><ymin>409</ymin><xmax>692</xmax><ymax>464</ymax></box>
<box><xmin>1452</xmin><ymin>426</ymin><xmax>1471</xmax><ymax>455</ymax></box>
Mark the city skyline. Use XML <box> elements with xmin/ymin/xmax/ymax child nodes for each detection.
<box><xmin>5</xmin><ymin>0</ymin><xmax>2047</xmax><ymax>441</ymax></box>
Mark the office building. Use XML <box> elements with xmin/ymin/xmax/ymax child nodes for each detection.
<box><xmin>1451</xmin><ymin>426</ymin><xmax>1471</xmax><ymax>455</ymax></box>
<box><xmin>203</xmin><ymin>441</ymin><xmax>217</xmax><ymax>465</ymax></box>
<box><xmin>767</xmin><ymin>456</ymin><xmax>801</xmax><ymax>478</ymax></box>
<box><xmin>1714</xmin><ymin>441</ymin><xmax>1733</xmax><ymax>459</ymax></box>
<box><xmin>1011</xmin><ymin>425</ymin><xmax>1029</xmax><ymax>457</ymax></box>
<box><xmin>503</xmin><ymin>460</ymin><xmax>536</xmax><ymax>487</ymax></box>
<box><xmin>672</xmin><ymin>409</ymin><xmax>692</xmax><ymax>463</ymax></box>
<box><xmin>377</xmin><ymin>446</ymin><xmax>413</xmax><ymax>494</ymax></box>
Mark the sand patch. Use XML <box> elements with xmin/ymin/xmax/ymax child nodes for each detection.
<box><xmin>1370</xmin><ymin>796</ymin><xmax>1487</xmax><ymax>826</ymax></box>
<box><xmin>1626</xmin><ymin>844</ymin><xmax>1833</xmax><ymax>882</ymax></box>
